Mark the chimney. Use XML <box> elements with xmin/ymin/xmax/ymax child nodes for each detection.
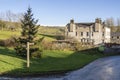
<box><xmin>70</xmin><ymin>19</ymin><xmax>74</xmax><ymax>24</ymax></box>
<box><xmin>95</xmin><ymin>18</ymin><xmax>102</xmax><ymax>24</ymax></box>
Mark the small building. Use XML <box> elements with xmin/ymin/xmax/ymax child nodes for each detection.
<box><xmin>65</xmin><ymin>18</ymin><xmax>111</xmax><ymax>45</ymax></box>
<box><xmin>111</xmin><ymin>32</ymin><xmax>120</xmax><ymax>44</ymax></box>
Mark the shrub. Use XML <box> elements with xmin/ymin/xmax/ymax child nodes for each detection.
<box><xmin>41</xmin><ymin>40</ymin><xmax>53</xmax><ymax>50</ymax></box>
<box><xmin>72</xmin><ymin>42</ymin><xmax>93</xmax><ymax>51</ymax></box>
<box><xmin>98</xmin><ymin>46</ymin><xmax>105</xmax><ymax>52</ymax></box>
<box><xmin>0</xmin><ymin>36</ymin><xmax>16</xmax><ymax>47</ymax></box>
<box><xmin>31</xmin><ymin>50</ymin><xmax>42</xmax><ymax>58</ymax></box>
<box><xmin>0</xmin><ymin>40</ymin><xmax>4</xmax><ymax>46</ymax></box>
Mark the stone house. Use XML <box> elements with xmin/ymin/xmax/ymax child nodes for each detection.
<box><xmin>111</xmin><ymin>32</ymin><xmax>120</xmax><ymax>44</ymax></box>
<box><xmin>65</xmin><ymin>18</ymin><xmax>111</xmax><ymax>45</ymax></box>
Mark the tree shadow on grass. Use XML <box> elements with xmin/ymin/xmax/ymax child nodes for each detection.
<box><xmin>0</xmin><ymin>59</ymin><xmax>15</xmax><ymax>66</ymax></box>
<box><xmin>1</xmin><ymin>47</ymin><xmax>118</xmax><ymax>77</ymax></box>
<box><xmin>39</xmin><ymin>34</ymin><xmax>64</xmax><ymax>40</ymax></box>
<box><xmin>0</xmin><ymin>47</ymin><xmax>24</xmax><ymax>59</ymax></box>
<box><xmin>1</xmin><ymin>47</ymin><xmax>103</xmax><ymax>77</ymax></box>
<box><xmin>0</xmin><ymin>47</ymin><xmax>27</xmax><ymax>76</ymax></box>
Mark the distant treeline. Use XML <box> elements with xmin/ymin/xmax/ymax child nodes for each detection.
<box><xmin>105</xmin><ymin>17</ymin><xmax>120</xmax><ymax>32</ymax></box>
<box><xmin>0</xmin><ymin>20</ymin><xmax>21</xmax><ymax>30</ymax></box>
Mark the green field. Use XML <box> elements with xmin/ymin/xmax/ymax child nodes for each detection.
<box><xmin>0</xmin><ymin>30</ymin><xmax>20</xmax><ymax>40</ymax></box>
<box><xmin>0</xmin><ymin>26</ymin><xmax>65</xmax><ymax>41</ymax></box>
<box><xmin>0</xmin><ymin>47</ymin><xmax>104</xmax><ymax>76</ymax></box>
<box><xmin>0</xmin><ymin>30</ymin><xmax>58</xmax><ymax>41</ymax></box>
<box><xmin>38</xmin><ymin>26</ymin><xmax>64</xmax><ymax>35</ymax></box>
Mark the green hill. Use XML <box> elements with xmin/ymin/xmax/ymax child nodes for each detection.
<box><xmin>0</xmin><ymin>26</ymin><xmax>65</xmax><ymax>41</ymax></box>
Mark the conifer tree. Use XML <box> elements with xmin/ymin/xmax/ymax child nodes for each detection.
<box><xmin>15</xmin><ymin>7</ymin><xmax>39</xmax><ymax>57</ymax></box>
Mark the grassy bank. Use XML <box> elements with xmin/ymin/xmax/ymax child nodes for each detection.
<box><xmin>0</xmin><ymin>47</ymin><xmax>104</xmax><ymax>76</ymax></box>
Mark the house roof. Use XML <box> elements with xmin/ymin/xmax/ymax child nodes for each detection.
<box><xmin>111</xmin><ymin>32</ymin><xmax>120</xmax><ymax>36</ymax></box>
<box><xmin>75</xmin><ymin>23</ymin><xmax>94</xmax><ymax>27</ymax></box>
<box><xmin>66</xmin><ymin>22</ymin><xmax>94</xmax><ymax>27</ymax></box>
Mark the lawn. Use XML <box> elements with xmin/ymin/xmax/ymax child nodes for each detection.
<box><xmin>0</xmin><ymin>47</ymin><xmax>104</xmax><ymax>76</ymax></box>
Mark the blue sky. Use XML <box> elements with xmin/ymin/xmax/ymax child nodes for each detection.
<box><xmin>0</xmin><ymin>0</ymin><xmax>120</xmax><ymax>26</ymax></box>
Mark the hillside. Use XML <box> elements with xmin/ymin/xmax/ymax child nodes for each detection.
<box><xmin>0</xmin><ymin>26</ymin><xmax>65</xmax><ymax>42</ymax></box>
<box><xmin>38</xmin><ymin>26</ymin><xmax>65</xmax><ymax>35</ymax></box>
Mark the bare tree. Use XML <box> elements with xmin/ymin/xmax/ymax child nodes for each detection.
<box><xmin>5</xmin><ymin>10</ymin><xmax>23</xmax><ymax>22</ymax></box>
<box><xmin>105</xmin><ymin>17</ymin><xmax>116</xmax><ymax>32</ymax></box>
<box><xmin>0</xmin><ymin>11</ymin><xmax>23</xmax><ymax>30</ymax></box>
<box><xmin>6</xmin><ymin>10</ymin><xmax>12</xmax><ymax>22</ymax></box>
<box><xmin>117</xmin><ymin>18</ymin><xmax>120</xmax><ymax>26</ymax></box>
<box><xmin>0</xmin><ymin>12</ymin><xmax>5</xmax><ymax>20</ymax></box>
<box><xmin>117</xmin><ymin>18</ymin><xmax>120</xmax><ymax>32</ymax></box>
<box><xmin>105</xmin><ymin>17</ymin><xmax>115</xmax><ymax>27</ymax></box>
<box><xmin>16</xmin><ymin>13</ymin><xmax>24</xmax><ymax>22</ymax></box>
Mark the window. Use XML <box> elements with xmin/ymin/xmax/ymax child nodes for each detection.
<box><xmin>102</xmin><ymin>32</ymin><xmax>104</xmax><ymax>36</ymax></box>
<box><xmin>117</xmin><ymin>36</ymin><xmax>119</xmax><ymax>39</ymax></box>
<box><xmin>92</xmin><ymin>26</ymin><xmax>95</xmax><ymax>32</ymax></box>
<box><xmin>87</xmin><ymin>39</ymin><xmax>89</xmax><ymax>42</ymax></box>
<box><xmin>81</xmin><ymin>32</ymin><xmax>83</xmax><ymax>36</ymax></box>
<box><xmin>76</xmin><ymin>32</ymin><xmax>77</xmax><ymax>36</ymax></box>
<box><xmin>87</xmin><ymin>32</ymin><xmax>89</xmax><ymax>36</ymax></box>
<box><xmin>81</xmin><ymin>39</ymin><xmax>83</xmax><ymax>42</ymax></box>
<box><xmin>92</xmin><ymin>32</ymin><xmax>93</xmax><ymax>36</ymax></box>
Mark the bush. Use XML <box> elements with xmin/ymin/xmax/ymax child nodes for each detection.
<box><xmin>0</xmin><ymin>36</ymin><xmax>16</xmax><ymax>47</ymax></box>
<box><xmin>72</xmin><ymin>43</ymin><xmax>94</xmax><ymax>51</ymax></box>
<box><xmin>98</xmin><ymin>46</ymin><xmax>105</xmax><ymax>52</ymax></box>
<box><xmin>31</xmin><ymin>50</ymin><xmax>42</xmax><ymax>58</ymax></box>
<box><xmin>41</xmin><ymin>40</ymin><xmax>53</xmax><ymax>50</ymax></box>
<box><xmin>0</xmin><ymin>40</ymin><xmax>4</xmax><ymax>46</ymax></box>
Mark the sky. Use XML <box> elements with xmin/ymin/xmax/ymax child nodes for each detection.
<box><xmin>0</xmin><ymin>0</ymin><xmax>120</xmax><ymax>26</ymax></box>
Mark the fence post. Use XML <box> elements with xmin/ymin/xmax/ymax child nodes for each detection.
<box><xmin>27</xmin><ymin>42</ymin><xmax>30</xmax><ymax>68</ymax></box>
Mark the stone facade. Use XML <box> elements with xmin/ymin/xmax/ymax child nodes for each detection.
<box><xmin>65</xmin><ymin>18</ymin><xmax>111</xmax><ymax>45</ymax></box>
<box><xmin>111</xmin><ymin>32</ymin><xmax>120</xmax><ymax>44</ymax></box>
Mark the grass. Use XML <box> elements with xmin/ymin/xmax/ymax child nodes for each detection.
<box><xmin>38</xmin><ymin>26</ymin><xmax>64</xmax><ymax>35</ymax></box>
<box><xmin>0</xmin><ymin>30</ymin><xmax>56</xmax><ymax>42</ymax></box>
<box><xmin>0</xmin><ymin>47</ymin><xmax>26</xmax><ymax>74</ymax></box>
<box><xmin>38</xmin><ymin>34</ymin><xmax>56</xmax><ymax>41</ymax></box>
<box><xmin>0</xmin><ymin>47</ymin><xmax>105</xmax><ymax>76</ymax></box>
<box><xmin>0</xmin><ymin>30</ymin><xmax>20</xmax><ymax>40</ymax></box>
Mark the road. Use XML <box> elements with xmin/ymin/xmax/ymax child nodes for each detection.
<box><xmin>1</xmin><ymin>56</ymin><xmax>120</xmax><ymax>80</ymax></box>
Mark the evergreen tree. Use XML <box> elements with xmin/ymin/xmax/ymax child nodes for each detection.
<box><xmin>15</xmin><ymin>7</ymin><xmax>39</xmax><ymax>57</ymax></box>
